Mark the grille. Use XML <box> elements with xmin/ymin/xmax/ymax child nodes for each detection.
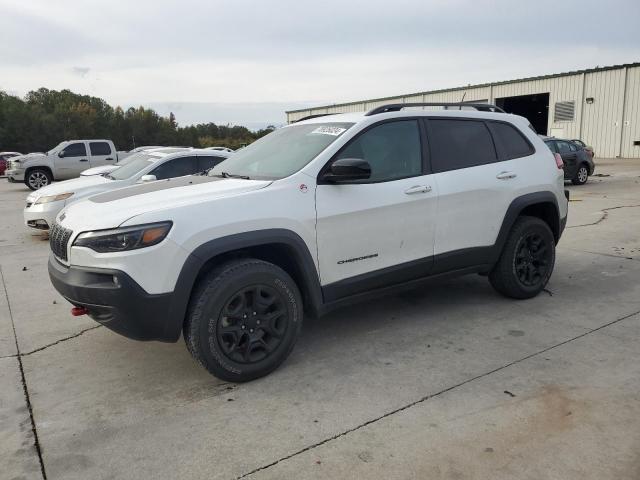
<box><xmin>49</xmin><ymin>223</ymin><xmax>73</xmax><ymax>261</ymax></box>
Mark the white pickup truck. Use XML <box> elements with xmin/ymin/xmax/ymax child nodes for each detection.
<box><xmin>6</xmin><ymin>139</ymin><xmax>129</xmax><ymax>190</ymax></box>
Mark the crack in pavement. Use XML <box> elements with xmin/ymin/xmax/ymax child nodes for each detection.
<box><xmin>236</xmin><ymin>309</ymin><xmax>640</xmax><ymax>479</ymax></box>
<box><xmin>20</xmin><ymin>325</ymin><xmax>103</xmax><ymax>356</ymax></box>
<box><xmin>567</xmin><ymin>204</ymin><xmax>640</xmax><ymax>228</ymax></box>
<box><xmin>0</xmin><ymin>265</ymin><xmax>47</xmax><ymax>480</ymax></box>
<box><xmin>562</xmin><ymin>248</ymin><xmax>639</xmax><ymax>262</ymax></box>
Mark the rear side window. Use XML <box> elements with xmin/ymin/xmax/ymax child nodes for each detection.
<box><xmin>545</xmin><ymin>141</ymin><xmax>558</xmax><ymax>153</ymax></box>
<box><xmin>198</xmin><ymin>155</ymin><xmax>226</xmax><ymax>172</ymax></box>
<box><xmin>556</xmin><ymin>141</ymin><xmax>572</xmax><ymax>154</ymax></box>
<box><xmin>487</xmin><ymin>122</ymin><xmax>534</xmax><ymax>160</ymax></box>
<box><xmin>90</xmin><ymin>142</ymin><xmax>112</xmax><ymax>156</ymax></box>
<box><xmin>63</xmin><ymin>142</ymin><xmax>87</xmax><ymax>157</ymax></box>
<box><xmin>428</xmin><ymin>119</ymin><xmax>496</xmax><ymax>173</ymax></box>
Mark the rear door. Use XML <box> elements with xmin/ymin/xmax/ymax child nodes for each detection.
<box><xmin>56</xmin><ymin>142</ymin><xmax>89</xmax><ymax>179</ymax></box>
<box><xmin>89</xmin><ymin>141</ymin><xmax>115</xmax><ymax>167</ymax></box>
<box><xmin>428</xmin><ymin>118</ymin><xmax>529</xmax><ymax>271</ymax></box>
<box><xmin>315</xmin><ymin>119</ymin><xmax>438</xmax><ymax>298</ymax></box>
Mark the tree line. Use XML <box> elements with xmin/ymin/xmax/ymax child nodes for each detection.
<box><xmin>0</xmin><ymin>88</ymin><xmax>276</xmax><ymax>153</ymax></box>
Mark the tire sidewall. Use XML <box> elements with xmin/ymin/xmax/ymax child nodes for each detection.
<box><xmin>574</xmin><ymin>165</ymin><xmax>588</xmax><ymax>185</ymax></box>
<box><xmin>510</xmin><ymin>221</ymin><xmax>555</xmax><ymax>295</ymax></box>
<box><xmin>26</xmin><ymin>169</ymin><xmax>51</xmax><ymax>190</ymax></box>
<box><xmin>195</xmin><ymin>265</ymin><xmax>302</xmax><ymax>381</ymax></box>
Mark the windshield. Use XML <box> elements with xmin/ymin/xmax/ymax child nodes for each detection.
<box><xmin>208</xmin><ymin>122</ymin><xmax>353</xmax><ymax>180</ymax></box>
<box><xmin>47</xmin><ymin>142</ymin><xmax>66</xmax><ymax>155</ymax></box>
<box><xmin>108</xmin><ymin>153</ymin><xmax>160</xmax><ymax>180</ymax></box>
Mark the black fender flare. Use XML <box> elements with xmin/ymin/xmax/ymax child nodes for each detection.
<box><xmin>491</xmin><ymin>191</ymin><xmax>561</xmax><ymax>264</ymax></box>
<box><xmin>164</xmin><ymin>229</ymin><xmax>322</xmax><ymax>341</ymax></box>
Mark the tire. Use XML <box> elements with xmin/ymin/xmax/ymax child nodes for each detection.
<box><xmin>183</xmin><ymin>258</ymin><xmax>303</xmax><ymax>382</ymax></box>
<box><xmin>489</xmin><ymin>216</ymin><xmax>555</xmax><ymax>299</ymax></box>
<box><xmin>571</xmin><ymin>164</ymin><xmax>589</xmax><ymax>185</ymax></box>
<box><xmin>25</xmin><ymin>169</ymin><xmax>52</xmax><ymax>190</ymax></box>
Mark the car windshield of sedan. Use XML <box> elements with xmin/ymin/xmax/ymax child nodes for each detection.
<box><xmin>107</xmin><ymin>153</ymin><xmax>161</xmax><ymax>180</ymax></box>
<box><xmin>208</xmin><ymin>122</ymin><xmax>354</xmax><ymax>180</ymax></box>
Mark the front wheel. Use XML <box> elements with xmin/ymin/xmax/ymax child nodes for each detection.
<box><xmin>184</xmin><ymin>259</ymin><xmax>303</xmax><ymax>382</ymax></box>
<box><xmin>489</xmin><ymin>216</ymin><xmax>555</xmax><ymax>299</ymax></box>
<box><xmin>25</xmin><ymin>169</ymin><xmax>52</xmax><ymax>190</ymax></box>
<box><xmin>572</xmin><ymin>165</ymin><xmax>589</xmax><ymax>185</ymax></box>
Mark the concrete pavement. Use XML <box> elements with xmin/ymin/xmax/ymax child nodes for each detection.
<box><xmin>1</xmin><ymin>158</ymin><xmax>639</xmax><ymax>479</ymax></box>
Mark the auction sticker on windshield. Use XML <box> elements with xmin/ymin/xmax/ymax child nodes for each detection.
<box><xmin>310</xmin><ymin>126</ymin><xmax>347</xmax><ymax>136</ymax></box>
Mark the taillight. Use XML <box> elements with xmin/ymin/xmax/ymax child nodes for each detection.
<box><xmin>554</xmin><ymin>153</ymin><xmax>564</xmax><ymax>170</ymax></box>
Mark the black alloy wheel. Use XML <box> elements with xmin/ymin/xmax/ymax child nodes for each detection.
<box><xmin>514</xmin><ymin>232</ymin><xmax>552</xmax><ymax>288</ymax></box>
<box><xmin>217</xmin><ymin>285</ymin><xmax>288</xmax><ymax>364</ymax></box>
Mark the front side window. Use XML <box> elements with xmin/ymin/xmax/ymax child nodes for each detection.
<box><xmin>150</xmin><ymin>156</ymin><xmax>198</xmax><ymax>180</ymax></box>
<box><xmin>208</xmin><ymin>123</ymin><xmax>353</xmax><ymax>180</ymax></box>
<box><xmin>335</xmin><ymin>120</ymin><xmax>422</xmax><ymax>182</ymax></box>
<box><xmin>429</xmin><ymin>119</ymin><xmax>497</xmax><ymax>173</ymax></box>
<box><xmin>63</xmin><ymin>142</ymin><xmax>87</xmax><ymax>157</ymax></box>
<box><xmin>198</xmin><ymin>155</ymin><xmax>226</xmax><ymax>172</ymax></box>
<box><xmin>90</xmin><ymin>142</ymin><xmax>112</xmax><ymax>156</ymax></box>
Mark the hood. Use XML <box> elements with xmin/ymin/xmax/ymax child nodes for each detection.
<box><xmin>80</xmin><ymin>165</ymin><xmax>119</xmax><ymax>176</ymax></box>
<box><xmin>58</xmin><ymin>175</ymin><xmax>271</xmax><ymax>232</ymax></box>
<box><xmin>11</xmin><ymin>152</ymin><xmax>46</xmax><ymax>164</ymax></box>
<box><xmin>26</xmin><ymin>175</ymin><xmax>111</xmax><ymax>202</ymax></box>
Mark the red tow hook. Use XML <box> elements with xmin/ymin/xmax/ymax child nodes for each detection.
<box><xmin>71</xmin><ymin>306</ymin><xmax>89</xmax><ymax>317</ymax></box>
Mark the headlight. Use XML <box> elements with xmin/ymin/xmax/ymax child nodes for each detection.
<box><xmin>73</xmin><ymin>222</ymin><xmax>172</xmax><ymax>253</ymax></box>
<box><xmin>34</xmin><ymin>192</ymin><xmax>74</xmax><ymax>204</ymax></box>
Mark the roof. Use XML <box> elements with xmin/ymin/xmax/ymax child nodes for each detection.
<box><xmin>286</xmin><ymin>61</ymin><xmax>640</xmax><ymax>114</ymax></box>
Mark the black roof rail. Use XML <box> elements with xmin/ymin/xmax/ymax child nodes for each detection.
<box><xmin>365</xmin><ymin>102</ymin><xmax>506</xmax><ymax>116</ymax></box>
<box><xmin>293</xmin><ymin>113</ymin><xmax>333</xmax><ymax>123</ymax></box>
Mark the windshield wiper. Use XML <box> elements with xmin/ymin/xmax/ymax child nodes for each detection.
<box><xmin>214</xmin><ymin>171</ymin><xmax>251</xmax><ymax>180</ymax></box>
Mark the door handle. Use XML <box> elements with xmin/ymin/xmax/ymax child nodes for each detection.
<box><xmin>79</xmin><ymin>159</ymin><xmax>88</xmax><ymax>162</ymax></box>
<box><xmin>105</xmin><ymin>157</ymin><xmax>114</xmax><ymax>161</ymax></box>
<box><xmin>404</xmin><ymin>185</ymin><xmax>432</xmax><ymax>195</ymax></box>
<box><xmin>496</xmin><ymin>171</ymin><xmax>517</xmax><ymax>180</ymax></box>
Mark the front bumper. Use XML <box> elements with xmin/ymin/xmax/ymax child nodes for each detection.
<box><xmin>24</xmin><ymin>202</ymin><xmax>63</xmax><ymax>230</ymax></box>
<box><xmin>6</xmin><ymin>169</ymin><xmax>25</xmax><ymax>182</ymax></box>
<box><xmin>48</xmin><ymin>255</ymin><xmax>180</xmax><ymax>342</ymax></box>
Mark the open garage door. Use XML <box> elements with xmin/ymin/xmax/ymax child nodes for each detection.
<box><xmin>495</xmin><ymin>93</ymin><xmax>549</xmax><ymax>135</ymax></box>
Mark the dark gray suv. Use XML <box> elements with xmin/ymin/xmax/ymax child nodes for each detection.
<box><xmin>544</xmin><ymin>138</ymin><xmax>595</xmax><ymax>185</ymax></box>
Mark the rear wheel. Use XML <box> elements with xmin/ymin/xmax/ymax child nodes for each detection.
<box><xmin>489</xmin><ymin>216</ymin><xmax>555</xmax><ymax>299</ymax></box>
<box><xmin>184</xmin><ymin>259</ymin><xmax>303</xmax><ymax>382</ymax></box>
<box><xmin>25</xmin><ymin>169</ymin><xmax>52</xmax><ymax>190</ymax></box>
<box><xmin>572</xmin><ymin>164</ymin><xmax>589</xmax><ymax>185</ymax></box>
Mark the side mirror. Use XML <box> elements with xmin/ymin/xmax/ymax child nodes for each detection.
<box><xmin>140</xmin><ymin>174</ymin><xmax>157</xmax><ymax>183</ymax></box>
<box><xmin>322</xmin><ymin>158</ymin><xmax>371</xmax><ymax>183</ymax></box>
<box><xmin>58</xmin><ymin>151</ymin><xmax>65</xmax><ymax>158</ymax></box>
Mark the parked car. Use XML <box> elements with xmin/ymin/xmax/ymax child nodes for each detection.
<box><xmin>6</xmin><ymin>140</ymin><xmax>131</xmax><ymax>190</ymax></box>
<box><xmin>204</xmin><ymin>146</ymin><xmax>235</xmax><ymax>153</ymax></box>
<box><xmin>0</xmin><ymin>152</ymin><xmax>22</xmax><ymax>176</ymax></box>
<box><xmin>570</xmin><ymin>139</ymin><xmax>594</xmax><ymax>158</ymax></box>
<box><xmin>24</xmin><ymin>148</ymin><xmax>230</xmax><ymax>230</ymax></box>
<box><xmin>80</xmin><ymin>147</ymin><xmax>192</xmax><ymax>177</ymax></box>
<box><xmin>544</xmin><ymin>138</ymin><xmax>594</xmax><ymax>185</ymax></box>
<box><xmin>48</xmin><ymin>103</ymin><xmax>569</xmax><ymax>382</ymax></box>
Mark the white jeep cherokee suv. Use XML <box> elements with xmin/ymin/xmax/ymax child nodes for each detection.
<box><xmin>48</xmin><ymin>103</ymin><xmax>568</xmax><ymax>382</ymax></box>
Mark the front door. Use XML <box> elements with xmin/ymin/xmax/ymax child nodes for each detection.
<box><xmin>315</xmin><ymin>119</ymin><xmax>437</xmax><ymax>300</ymax></box>
<box><xmin>56</xmin><ymin>142</ymin><xmax>89</xmax><ymax>179</ymax></box>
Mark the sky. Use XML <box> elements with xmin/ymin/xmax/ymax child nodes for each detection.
<box><xmin>1</xmin><ymin>0</ymin><xmax>639</xmax><ymax>129</ymax></box>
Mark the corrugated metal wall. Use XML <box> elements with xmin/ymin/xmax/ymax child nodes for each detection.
<box><xmin>287</xmin><ymin>65</ymin><xmax>640</xmax><ymax>158</ymax></box>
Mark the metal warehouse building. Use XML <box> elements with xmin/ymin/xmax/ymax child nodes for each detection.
<box><xmin>286</xmin><ymin>62</ymin><xmax>640</xmax><ymax>158</ymax></box>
